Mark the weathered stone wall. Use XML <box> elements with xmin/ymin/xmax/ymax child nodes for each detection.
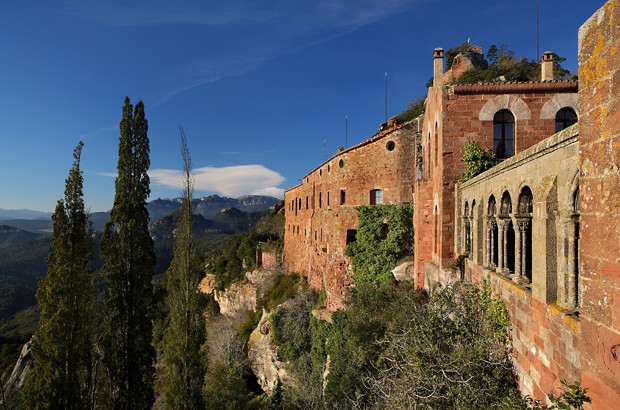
<box><xmin>577</xmin><ymin>1</ymin><xmax>620</xmax><ymax>405</ymax></box>
<box><xmin>452</xmin><ymin>125</ymin><xmax>581</xmax><ymax>401</ymax></box>
<box><xmin>284</xmin><ymin>122</ymin><xmax>419</xmax><ymax>308</ymax></box>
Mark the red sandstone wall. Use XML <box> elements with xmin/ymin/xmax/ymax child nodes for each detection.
<box><xmin>578</xmin><ymin>1</ymin><xmax>620</xmax><ymax>405</ymax></box>
<box><xmin>414</xmin><ymin>78</ymin><xmax>578</xmax><ymax>284</ymax></box>
<box><xmin>284</xmin><ymin>123</ymin><xmax>418</xmax><ymax>308</ymax></box>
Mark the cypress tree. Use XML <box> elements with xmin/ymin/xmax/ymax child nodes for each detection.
<box><xmin>162</xmin><ymin>128</ymin><xmax>206</xmax><ymax>409</ymax></box>
<box><xmin>100</xmin><ymin>97</ymin><xmax>156</xmax><ymax>409</ymax></box>
<box><xmin>23</xmin><ymin>141</ymin><xmax>94</xmax><ymax>409</ymax></box>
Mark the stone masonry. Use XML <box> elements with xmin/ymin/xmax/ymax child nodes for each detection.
<box><xmin>284</xmin><ymin>122</ymin><xmax>420</xmax><ymax>309</ymax></box>
<box><xmin>283</xmin><ymin>0</ymin><xmax>620</xmax><ymax>404</ymax></box>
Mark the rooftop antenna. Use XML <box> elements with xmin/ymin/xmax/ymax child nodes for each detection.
<box><xmin>323</xmin><ymin>139</ymin><xmax>327</xmax><ymax>160</ymax></box>
<box><xmin>536</xmin><ymin>0</ymin><xmax>540</xmax><ymax>61</ymax></box>
<box><xmin>384</xmin><ymin>72</ymin><xmax>388</xmax><ymax>123</ymax></box>
<box><xmin>345</xmin><ymin>115</ymin><xmax>348</xmax><ymax>148</ymax></box>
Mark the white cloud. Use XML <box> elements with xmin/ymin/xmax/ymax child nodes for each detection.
<box><xmin>149</xmin><ymin>164</ymin><xmax>285</xmax><ymax>198</ymax></box>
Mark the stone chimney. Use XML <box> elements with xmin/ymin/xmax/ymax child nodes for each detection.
<box><xmin>541</xmin><ymin>51</ymin><xmax>554</xmax><ymax>81</ymax></box>
<box><xmin>433</xmin><ymin>48</ymin><xmax>444</xmax><ymax>87</ymax></box>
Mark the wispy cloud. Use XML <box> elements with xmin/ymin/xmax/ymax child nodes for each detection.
<box><xmin>60</xmin><ymin>0</ymin><xmax>415</xmax><ymax>104</ymax></box>
<box><xmin>149</xmin><ymin>164</ymin><xmax>285</xmax><ymax>198</ymax></box>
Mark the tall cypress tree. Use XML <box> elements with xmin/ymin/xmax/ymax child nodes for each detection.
<box><xmin>100</xmin><ymin>97</ymin><xmax>156</xmax><ymax>409</ymax></box>
<box><xmin>23</xmin><ymin>142</ymin><xmax>94</xmax><ymax>409</ymax></box>
<box><xmin>162</xmin><ymin>128</ymin><xmax>206</xmax><ymax>409</ymax></box>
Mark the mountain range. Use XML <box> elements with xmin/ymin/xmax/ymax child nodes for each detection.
<box><xmin>0</xmin><ymin>195</ymin><xmax>281</xmax><ymax>319</ymax></box>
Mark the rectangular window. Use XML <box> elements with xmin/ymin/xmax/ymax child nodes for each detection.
<box><xmin>370</xmin><ymin>189</ymin><xmax>383</xmax><ymax>205</ymax></box>
<box><xmin>340</xmin><ymin>189</ymin><xmax>346</xmax><ymax>205</ymax></box>
<box><xmin>327</xmin><ymin>191</ymin><xmax>330</xmax><ymax>206</ymax></box>
<box><xmin>306</xmin><ymin>197</ymin><xmax>309</xmax><ymax>209</ymax></box>
<box><xmin>319</xmin><ymin>192</ymin><xmax>322</xmax><ymax>208</ymax></box>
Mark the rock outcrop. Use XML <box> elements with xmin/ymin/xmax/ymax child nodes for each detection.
<box><xmin>247</xmin><ymin>309</ymin><xmax>290</xmax><ymax>395</ymax></box>
<box><xmin>3</xmin><ymin>337</ymin><xmax>33</xmax><ymax>396</ymax></box>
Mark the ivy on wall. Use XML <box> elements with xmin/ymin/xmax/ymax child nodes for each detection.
<box><xmin>345</xmin><ymin>204</ymin><xmax>414</xmax><ymax>287</ymax></box>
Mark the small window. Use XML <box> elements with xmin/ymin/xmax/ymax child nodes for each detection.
<box><xmin>320</xmin><ymin>169</ymin><xmax>323</xmax><ymax>176</ymax></box>
<box><xmin>370</xmin><ymin>189</ymin><xmax>383</xmax><ymax>205</ymax></box>
<box><xmin>555</xmin><ymin>107</ymin><xmax>577</xmax><ymax>132</ymax></box>
<box><xmin>327</xmin><ymin>191</ymin><xmax>330</xmax><ymax>206</ymax></box>
<box><xmin>346</xmin><ymin>229</ymin><xmax>357</xmax><ymax>245</ymax></box>
<box><xmin>379</xmin><ymin>223</ymin><xmax>388</xmax><ymax>240</ymax></box>
<box><xmin>328</xmin><ymin>164</ymin><xmax>331</xmax><ymax>173</ymax></box>
<box><xmin>493</xmin><ymin>110</ymin><xmax>515</xmax><ymax>158</ymax></box>
<box><xmin>340</xmin><ymin>189</ymin><xmax>346</xmax><ymax>205</ymax></box>
<box><xmin>339</xmin><ymin>159</ymin><xmax>345</xmax><ymax>168</ymax></box>
<box><xmin>386</xmin><ymin>141</ymin><xmax>396</xmax><ymax>151</ymax></box>
<box><xmin>319</xmin><ymin>192</ymin><xmax>322</xmax><ymax>208</ymax></box>
<box><xmin>306</xmin><ymin>197</ymin><xmax>309</xmax><ymax>209</ymax></box>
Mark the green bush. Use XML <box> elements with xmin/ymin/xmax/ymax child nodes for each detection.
<box><xmin>345</xmin><ymin>204</ymin><xmax>414</xmax><ymax>288</ymax></box>
<box><xmin>462</xmin><ymin>141</ymin><xmax>501</xmax><ymax>181</ymax></box>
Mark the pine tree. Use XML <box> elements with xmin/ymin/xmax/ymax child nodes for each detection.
<box><xmin>162</xmin><ymin>128</ymin><xmax>206</xmax><ymax>409</ymax></box>
<box><xmin>23</xmin><ymin>141</ymin><xmax>94</xmax><ymax>409</ymax></box>
<box><xmin>100</xmin><ymin>97</ymin><xmax>156</xmax><ymax>409</ymax></box>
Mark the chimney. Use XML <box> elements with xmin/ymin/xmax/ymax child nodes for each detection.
<box><xmin>541</xmin><ymin>51</ymin><xmax>554</xmax><ymax>81</ymax></box>
<box><xmin>433</xmin><ymin>47</ymin><xmax>444</xmax><ymax>87</ymax></box>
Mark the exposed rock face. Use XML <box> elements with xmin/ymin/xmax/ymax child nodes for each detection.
<box><xmin>247</xmin><ymin>309</ymin><xmax>289</xmax><ymax>395</ymax></box>
<box><xmin>213</xmin><ymin>283</ymin><xmax>257</xmax><ymax>317</ymax></box>
<box><xmin>443</xmin><ymin>45</ymin><xmax>488</xmax><ymax>84</ymax></box>
<box><xmin>392</xmin><ymin>261</ymin><xmax>415</xmax><ymax>281</ymax></box>
<box><xmin>202</xmin><ymin>268</ymin><xmax>281</xmax><ymax>317</ymax></box>
<box><xmin>199</xmin><ymin>273</ymin><xmax>217</xmax><ymax>294</ymax></box>
<box><xmin>3</xmin><ymin>337</ymin><xmax>33</xmax><ymax>395</ymax></box>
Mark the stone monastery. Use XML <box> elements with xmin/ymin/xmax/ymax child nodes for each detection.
<box><xmin>283</xmin><ymin>1</ymin><xmax>620</xmax><ymax>407</ymax></box>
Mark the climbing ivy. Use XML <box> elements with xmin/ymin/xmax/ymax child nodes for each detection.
<box><xmin>345</xmin><ymin>204</ymin><xmax>414</xmax><ymax>288</ymax></box>
<box><xmin>461</xmin><ymin>141</ymin><xmax>501</xmax><ymax>181</ymax></box>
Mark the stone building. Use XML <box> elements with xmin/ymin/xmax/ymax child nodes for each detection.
<box><xmin>283</xmin><ymin>0</ymin><xmax>620</xmax><ymax>404</ymax></box>
<box><xmin>283</xmin><ymin>121</ymin><xmax>420</xmax><ymax>309</ymax></box>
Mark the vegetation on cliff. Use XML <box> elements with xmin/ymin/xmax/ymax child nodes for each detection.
<box><xmin>450</xmin><ymin>42</ymin><xmax>575</xmax><ymax>84</ymax></box>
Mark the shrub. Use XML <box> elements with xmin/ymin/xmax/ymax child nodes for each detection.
<box><xmin>462</xmin><ymin>141</ymin><xmax>501</xmax><ymax>181</ymax></box>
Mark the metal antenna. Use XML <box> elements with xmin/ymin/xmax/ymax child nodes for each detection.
<box><xmin>536</xmin><ymin>0</ymin><xmax>540</xmax><ymax>61</ymax></box>
<box><xmin>345</xmin><ymin>115</ymin><xmax>348</xmax><ymax>148</ymax></box>
<box><xmin>323</xmin><ymin>140</ymin><xmax>327</xmax><ymax>159</ymax></box>
<box><xmin>384</xmin><ymin>72</ymin><xmax>388</xmax><ymax>123</ymax></box>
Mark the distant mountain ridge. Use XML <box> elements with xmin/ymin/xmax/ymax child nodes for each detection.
<box><xmin>0</xmin><ymin>195</ymin><xmax>282</xmax><ymax>318</ymax></box>
<box><xmin>0</xmin><ymin>195</ymin><xmax>281</xmax><ymax>235</ymax></box>
<box><xmin>0</xmin><ymin>209</ymin><xmax>52</xmax><ymax>220</ymax></box>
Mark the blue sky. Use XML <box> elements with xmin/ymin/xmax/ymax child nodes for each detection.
<box><xmin>0</xmin><ymin>0</ymin><xmax>605</xmax><ymax>212</ymax></box>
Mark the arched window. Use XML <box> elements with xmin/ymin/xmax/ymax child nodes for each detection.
<box><xmin>518</xmin><ymin>187</ymin><xmax>533</xmax><ymax>215</ymax></box>
<box><xmin>500</xmin><ymin>191</ymin><xmax>512</xmax><ymax>215</ymax></box>
<box><xmin>493</xmin><ymin>110</ymin><xmax>515</xmax><ymax>158</ymax></box>
<box><xmin>517</xmin><ymin>187</ymin><xmax>533</xmax><ymax>282</ymax></box>
<box><xmin>555</xmin><ymin>107</ymin><xmax>578</xmax><ymax>132</ymax></box>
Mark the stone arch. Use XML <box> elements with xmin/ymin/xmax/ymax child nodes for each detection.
<box><xmin>540</xmin><ymin>93</ymin><xmax>579</xmax><ymax>119</ymax></box>
<box><xmin>479</xmin><ymin>95</ymin><xmax>531</xmax><ymax>121</ymax></box>
<box><xmin>500</xmin><ymin>191</ymin><xmax>513</xmax><ymax>216</ymax></box>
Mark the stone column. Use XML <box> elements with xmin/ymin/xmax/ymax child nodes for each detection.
<box><xmin>497</xmin><ymin>219</ymin><xmax>506</xmax><ymax>272</ymax></box>
<box><xmin>514</xmin><ymin>221</ymin><xmax>522</xmax><ymax>279</ymax></box>
<box><xmin>520</xmin><ymin>220</ymin><xmax>529</xmax><ymax>281</ymax></box>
